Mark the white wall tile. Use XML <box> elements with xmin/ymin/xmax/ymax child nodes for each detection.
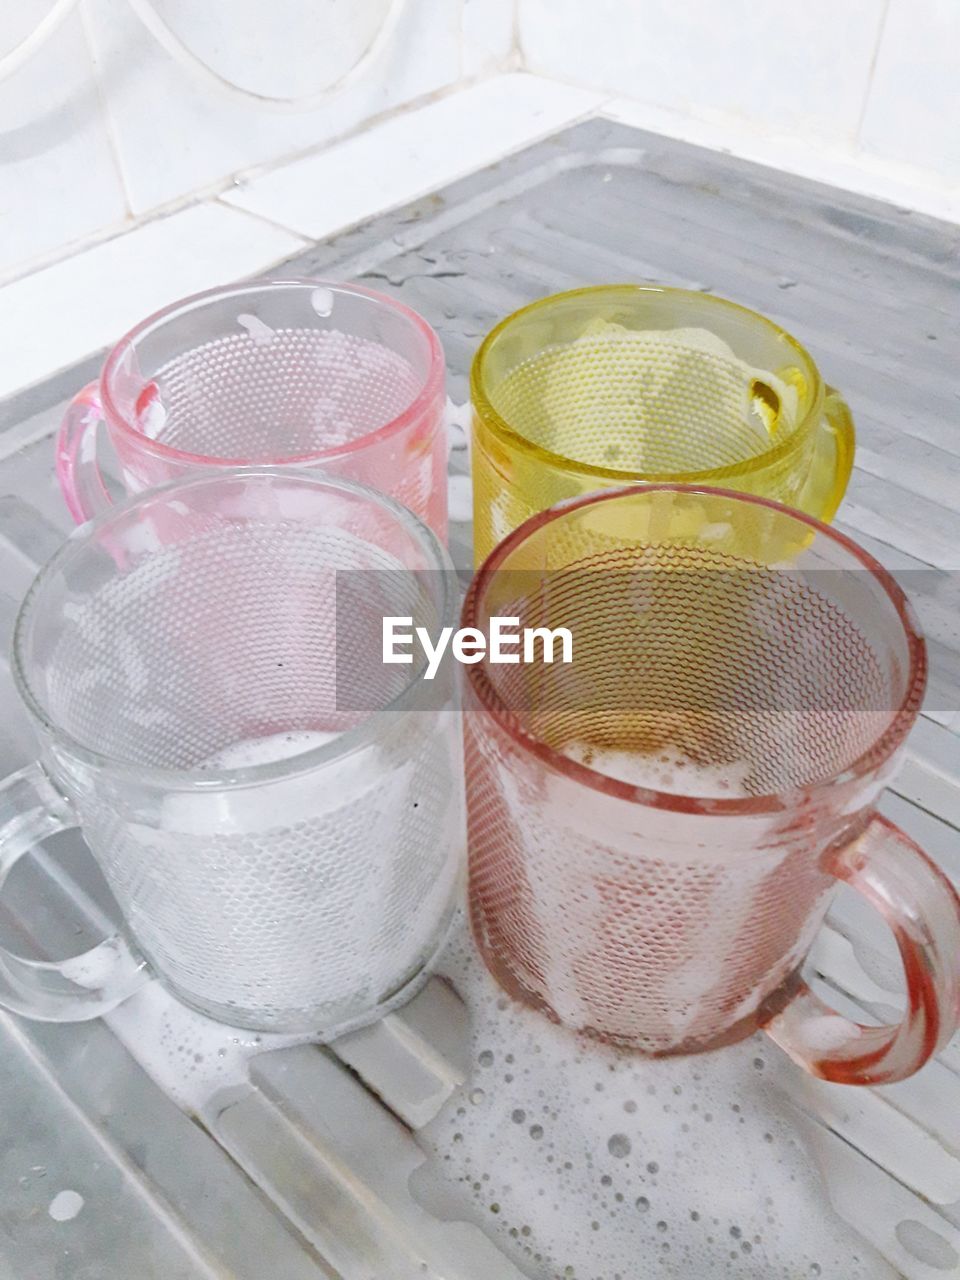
<box><xmin>223</xmin><ymin>73</ymin><xmax>604</xmax><ymax>239</ymax></box>
<box><xmin>859</xmin><ymin>0</ymin><xmax>960</xmax><ymax>181</ymax></box>
<box><xmin>519</xmin><ymin>0</ymin><xmax>886</xmax><ymax>144</ymax></box>
<box><xmin>83</xmin><ymin>0</ymin><xmax>463</xmax><ymax>215</ymax></box>
<box><xmin>0</xmin><ymin>202</ymin><xmax>306</xmax><ymax>399</ymax></box>
<box><xmin>0</xmin><ymin>4</ymin><xmax>127</xmax><ymax>280</ymax></box>
<box><xmin>462</xmin><ymin>0</ymin><xmax>516</xmax><ymax>77</ymax></box>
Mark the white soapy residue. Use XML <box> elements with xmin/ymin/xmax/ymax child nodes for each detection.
<box><xmin>104</xmin><ymin>979</ymin><xmax>318</xmax><ymax>1118</ymax></box>
<box><xmin>200</xmin><ymin>729</ymin><xmax>341</xmax><ymax>771</ymax></box>
<box><xmin>561</xmin><ymin>740</ymin><xmax>752</xmax><ymax>798</ymax></box>
<box><xmin>407</xmin><ymin>924</ymin><xmax>896</xmax><ymax>1279</ymax></box>
<box><xmin>236</xmin><ymin>313</ymin><xmax>277</xmax><ymax>347</ymax></box>
<box><xmin>448</xmin><ymin>474</ymin><xmax>473</xmax><ymax>523</ymax></box>
<box><xmin>796</xmin><ymin>1015</ymin><xmax>859</xmax><ymax>1053</ymax></box>
<box><xmin>60</xmin><ymin>937</ymin><xmax>127</xmax><ymax>990</ymax></box>
<box><xmin>101</xmin><ymin>716</ymin><xmax>462</xmax><ymax>1084</ymax></box>
<box><xmin>158</xmin><ymin>729</ymin><xmax>365</xmax><ymax>834</ymax></box>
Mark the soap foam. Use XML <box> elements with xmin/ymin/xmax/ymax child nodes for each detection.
<box><xmin>198</xmin><ymin>729</ymin><xmax>341</xmax><ymax>772</ymax></box>
<box><xmin>409</xmin><ymin>924</ymin><xmax>896</xmax><ymax>1279</ymax></box>
<box><xmin>561</xmin><ymin>741</ymin><xmax>752</xmax><ymax>799</ymax></box>
<box><xmin>104</xmin><ymin>731</ymin><xmax>348</xmax><ymax>1117</ymax></box>
<box><xmin>104</xmin><ymin>979</ymin><xmax>318</xmax><ymax>1119</ymax></box>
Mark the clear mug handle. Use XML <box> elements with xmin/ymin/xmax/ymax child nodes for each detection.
<box><xmin>765</xmin><ymin>814</ymin><xmax>960</xmax><ymax>1085</ymax></box>
<box><xmin>56</xmin><ymin>382</ymin><xmax>114</xmax><ymax>524</ymax></box>
<box><xmin>0</xmin><ymin>762</ymin><xmax>149</xmax><ymax>1020</ymax></box>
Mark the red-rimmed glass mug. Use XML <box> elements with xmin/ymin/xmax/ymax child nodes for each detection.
<box><xmin>462</xmin><ymin>484</ymin><xmax>960</xmax><ymax>1085</ymax></box>
<box><xmin>56</xmin><ymin>279</ymin><xmax>448</xmax><ymax>538</ymax></box>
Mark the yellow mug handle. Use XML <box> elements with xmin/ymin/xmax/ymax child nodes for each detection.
<box><xmin>799</xmin><ymin>386</ymin><xmax>855</xmax><ymax>523</ymax></box>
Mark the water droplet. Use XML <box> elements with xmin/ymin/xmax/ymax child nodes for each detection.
<box><xmin>607</xmin><ymin>1133</ymin><xmax>632</xmax><ymax>1158</ymax></box>
<box><xmin>895</xmin><ymin>1220</ymin><xmax>958</xmax><ymax>1270</ymax></box>
<box><xmin>469</xmin><ymin>1088</ymin><xmax>485</xmax><ymax>1105</ymax></box>
<box><xmin>636</xmin><ymin>1197</ymin><xmax>650</xmax><ymax>1213</ymax></box>
<box><xmin>311</xmin><ymin>287</ymin><xmax>334</xmax><ymax>317</ymax></box>
<box><xmin>512</xmin><ymin>1109</ymin><xmax>526</xmax><ymax>1124</ymax></box>
<box><xmin>478</xmin><ymin>1050</ymin><xmax>494</xmax><ymax>1068</ymax></box>
<box><xmin>48</xmin><ymin>1191</ymin><xmax>84</xmax><ymax>1222</ymax></box>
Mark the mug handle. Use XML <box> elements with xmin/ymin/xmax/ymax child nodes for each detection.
<box><xmin>798</xmin><ymin>384</ymin><xmax>855</xmax><ymax>524</ymax></box>
<box><xmin>765</xmin><ymin>814</ymin><xmax>960</xmax><ymax>1085</ymax></box>
<box><xmin>0</xmin><ymin>762</ymin><xmax>149</xmax><ymax>1020</ymax></box>
<box><xmin>56</xmin><ymin>382</ymin><xmax>114</xmax><ymax>524</ymax></box>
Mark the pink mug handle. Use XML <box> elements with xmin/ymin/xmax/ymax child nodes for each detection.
<box><xmin>56</xmin><ymin>382</ymin><xmax>114</xmax><ymax>523</ymax></box>
<box><xmin>765</xmin><ymin>814</ymin><xmax>960</xmax><ymax>1085</ymax></box>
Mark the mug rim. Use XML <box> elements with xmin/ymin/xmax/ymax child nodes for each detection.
<box><xmin>99</xmin><ymin>278</ymin><xmax>446</xmax><ymax>467</ymax></box>
<box><xmin>462</xmin><ymin>483</ymin><xmax>927</xmax><ymax>818</ymax></box>
<box><xmin>470</xmin><ymin>284</ymin><xmax>825</xmax><ymax>485</ymax></box>
<box><xmin>13</xmin><ymin>467</ymin><xmax>459</xmax><ymax>791</ymax></box>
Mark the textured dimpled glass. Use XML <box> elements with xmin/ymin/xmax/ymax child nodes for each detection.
<box><xmin>57</xmin><ymin>279</ymin><xmax>448</xmax><ymax>537</ymax></box>
<box><xmin>462</xmin><ymin>485</ymin><xmax>960</xmax><ymax>1085</ymax></box>
<box><xmin>470</xmin><ymin>286</ymin><xmax>854</xmax><ymax>563</ymax></box>
<box><xmin>0</xmin><ymin>470</ymin><xmax>463</xmax><ymax>1032</ymax></box>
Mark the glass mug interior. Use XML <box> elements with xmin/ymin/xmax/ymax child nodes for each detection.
<box><xmin>470</xmin><ymin>286</ymin><xmax>854</xmax><ymax>562</ymax></box>
<box><xmin>462</xmin><ymin>485</ymin><xmax>960</xmax><ymax>1085</ymax></box>
<box><xmin>56</xmin><ymin>279</ymin><xmax>448</xmax><ymax>536</ymax></box>
<box><xmin>4</xmin><ymin>469</ymin><xmax>463</xmax><ymax>1032</ymax></box>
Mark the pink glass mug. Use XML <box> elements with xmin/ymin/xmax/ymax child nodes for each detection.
<box><xmin>57</xmin><ymin>279</ymin><xmax>448</xmax><ymax>537</ymax></box>
<box><xmin>462</xmin><ymin>484</ymin><xmax>960</xmax><ymax>1085</ymax></box>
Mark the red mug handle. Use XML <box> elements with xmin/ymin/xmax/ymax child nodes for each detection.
<box><xmin>765</xmin><ymin>814</ymin><xmax>960</xmax><ymax>1084</ymax></box>
<box><xmin>56</xmin><ymin>382</ymin><xmax>114</xmax><ymax>523</ymax></box>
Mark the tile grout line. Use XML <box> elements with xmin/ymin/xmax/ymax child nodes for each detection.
<box><xmin>855</xmin><ymin>0</ymin><xmax>894</xmax><ymax>146</ymax></box>
<box><xmin>211</xmin><ymin>199</ymin><xmax>313</xmax><ymax>249</ymax></box>
<box><xmin>77</xmin><ymin>0</ymin><xmax>135</xmax><ymax>220</ymax></box>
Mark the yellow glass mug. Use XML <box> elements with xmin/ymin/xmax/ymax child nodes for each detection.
<box><xmin>470</xmin><ymin>286</ymin><xmax>854</xmax><ymax>562</ymax></box>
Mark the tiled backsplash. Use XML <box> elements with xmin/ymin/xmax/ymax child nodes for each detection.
<box><xmin>0</xmin><ymin>0</ymin><xmax>515</xmax><ymax>282</ymax></box>
<box><xmin>1</xmin><ymin>0</ymin><xmax>957</xmax><ymax>287</ymax></box>
<box><xmin>519</xmin><ymin>0</ymin><xmax>960</xmax><ymax>187</ymax></box>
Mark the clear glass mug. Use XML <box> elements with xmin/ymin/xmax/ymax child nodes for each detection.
<box><xmin>470</xmin><ymin>285</ymin><xmax>855</xmax><ymax>562</ymax></box>
<box><xmin>0</xmin><ymin>469</ymin><xmax>463</xmax><ymax>1033</ymax></box>
<box><xmin>57</xmin><ymin>279</ymin><xmax>449</xmax><ymax>538</ymax></box>
<box><xmin>462</xmin><ymin>485</ymin><xmax>960</xmax><ymax>1085</ymax></box>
